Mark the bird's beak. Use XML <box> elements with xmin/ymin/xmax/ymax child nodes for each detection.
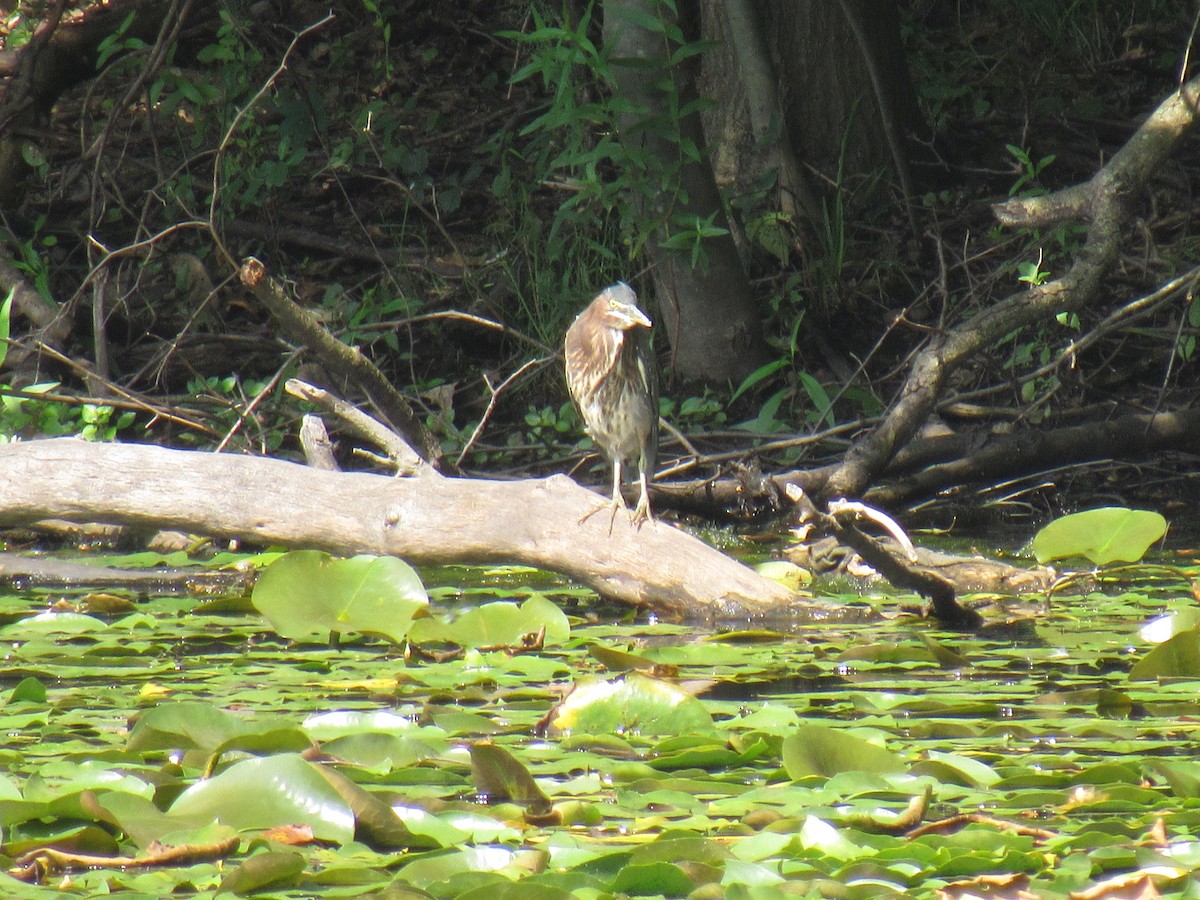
<box><xmin>615</xmin><ymin>305</ymin><xmax>652</xmax><ymax>330</ymax></box>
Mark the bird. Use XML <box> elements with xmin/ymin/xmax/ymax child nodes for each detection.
<box><xmin>564</xmin><ymin>282</ymin><xmax>659</xmax><ymax>527</ymax></box>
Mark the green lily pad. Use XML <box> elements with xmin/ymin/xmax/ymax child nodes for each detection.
<box><xmin>251</xmin><ymin>550</ymin><xmax>428</xmax><ymax>642</ymax></box>
<box><xmin>782</xmin><ymin>725</ymin><xmax>905</xmax><ymax>778</ymax></box>
<box><xmin>1128</xmin><ymin>629</ymin><xmax>1200</xmax><ymax>681</ymax></box>
<box><xmin>168</xmin><ymin>754</ymin><xmax>354</xmax><ymax>843</ymax></box>
<box><xmin>545</xmin><ymin>673</ymin><xmax>714</xmax><ymax>736</ymax></box>
<box><xmin>1031</xmin><ymin>507</ymin><xmax>1167</xmax><ymax>565</ymax></box>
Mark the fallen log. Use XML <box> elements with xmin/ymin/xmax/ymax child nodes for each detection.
<box><xmin>0</xmin><ymin>438</ymin><xmax>850</xmax><ymax>622</ymax></box>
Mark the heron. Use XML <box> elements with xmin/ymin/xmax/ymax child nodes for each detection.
<box><xmin>564</xmin><ymin>282</ymin><xmax>659</xmax><ymax>526</ymax></box>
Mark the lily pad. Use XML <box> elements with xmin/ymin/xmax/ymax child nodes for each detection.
<box><xmin>1031</xmin><ymin>507</ymin><xmax>1167</xmax><ymax>565</ymax></box>
<box><xmin>251</xmin><ymin>550</ymin><xmax>428</xmax><ymax>642</ymax></box>
<box><xmin>545</xmin><ymin>673</ymin><xmax>714</xmax><ymax>736</ymax></box>
<box><xmin>168</xmin><ymin>754</ymin><xmax>355</xmax><ymax>844</ymax></box>
<box><xmin>782</xmin><ymin>725</ymin><xmax>905</xmax><ymax>778</ymax></box>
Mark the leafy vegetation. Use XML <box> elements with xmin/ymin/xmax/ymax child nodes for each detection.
<box><xmin>1</xmin><ymin>533</ymin><xmax>1199</xmax><ymax>897</ymax></box>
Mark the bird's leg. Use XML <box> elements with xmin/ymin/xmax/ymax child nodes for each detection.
<box><xmin>630</xmin><ymin>464</ymin><xmax>653</xmax><ymax>527</ymax></box>
<box><xmin>606</xmin><ymin>458</ymin><xmax>627</xmax><ymax>533</ymax></box>
<box><xmin>577</xmin><ymin>459</ymin><xmax>626</xmax><ymax>530</ymax></box>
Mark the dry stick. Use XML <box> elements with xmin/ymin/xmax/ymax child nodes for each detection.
<box><xmin>9</xmin><ymin>836</ymin><xmax>240</xmax><ymax>883</ymax></box>
<box><xmin>357</xmin><ymin>310</ymin><xmax>554</xmax><ymax>357</ymax></box>
<box><xmin>285</xmin><ymin>378</ymin><xmax>425</xmax><ymax>474</ymax></box>
<box><xmin>30</xmin><ymin>340</ymin><xmax>215</xmax><ymax>435</ymax></box>
<box><xmin>456</xmin><ymin>356</ymin><xmax>550</xmax><ymax>468</ymax></box>
<box><xmin>825</xmin><ymin>74</ymin><xmax>1200</xmax><ymax>500</ymax></box>
<box><xmin>207</xmin><ymin>12</ymin><xmax>334</xmax><ymax>268</ymax></box>
<box><xmin>239</xmin><ymin>259</ymin><xmax>444</xmax><ymax>468</ymax></box>
<box><xmin>213</xmin><ymin>347</ymin><xmax>304</xmax><ymax>454</ymax></box>
<box><xmin>298</xmin><ymin>413</ymin><xmax>338</xmax><ymax>470</ymax></box>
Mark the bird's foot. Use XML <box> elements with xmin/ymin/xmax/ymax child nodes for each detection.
<box><xmin>578</xmin><ymin>497</ymin><xmax>624</xmax><ymax>533</ymax></box>
<box><xmin>630</xmin><ymin>498</ymin><xmax>654</xmax><ymax>530</ymax></box>
<box><xmin>579</xmin><ymin>494</ymin><xmax>641</xmax><ymax>534</ymax></box>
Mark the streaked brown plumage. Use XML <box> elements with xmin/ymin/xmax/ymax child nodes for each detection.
<box><xmin>565</xmin><ymin>282</ymin><xmax>659</xmax><ymax>525</ymax></box>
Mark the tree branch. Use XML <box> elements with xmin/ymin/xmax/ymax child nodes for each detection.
<box><xmin>824</xmin><ymin>74</ymin><xmax>1200</xmax><ymax>500</ymax></box>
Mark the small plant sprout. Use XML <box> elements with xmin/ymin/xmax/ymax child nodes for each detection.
<box><xmin>1018</xmin><ymin>248</ymin><xmax>1050</xmax><ymax>286</ymax></box>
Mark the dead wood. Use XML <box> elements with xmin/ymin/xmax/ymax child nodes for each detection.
<box><xmin>238</xmin><ymin>258</ymin><xmax>448</xmax><ymax>471</ymax></box>
<box><xmin>785</xmin><ymin>537</ymin><xmax>1059</xmax><ymax>596</ymax></box>
<box><xmin>863</xmin><ymin>406</ymin><xmax>1200</xmax><ymax>508</ymax></box>
<box><xmin>823</xmin><ymin>73</ymin><xmax>1200</xmax><ymax>501</ymax></box>
<box><xmin>0</xmin><ymin>438</ymin><xmax>855</xmax><ymax>623</ymax></box>
<box><xmin>659</xmin><ymin>396</ymin><xmax>1200</xmax><ymax>523</ymax></box>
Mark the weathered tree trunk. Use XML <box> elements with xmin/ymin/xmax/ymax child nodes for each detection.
<box><xmin>763</xmin><ymin>0</ymin><xmax>920</xmax><ymax>192</ymax></box>
<box><xmin>0</xmin><ymin>438</ymin><xmax>849</xmax><ymax>622</ymax></box>
<box><xmin>603</xmin><ymin>0</ymin><xmax>771</xmax><ymax>384</ymax></box>
<box><xmin>699</xmin><ymin>0</ymin><xmax>923</xmax><ymax>303</ymax></box>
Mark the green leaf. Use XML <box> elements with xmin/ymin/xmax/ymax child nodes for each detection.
<box><xmin>251</xmin><ymin>550</ymin><xmax>428</xmax><ymax>642</ymax></box>
<box><xmin>1031</xmin><ymin>507</ymin><xmax>1167</xmax><ymax>564</ymax></box>
<box><xmin>0</xmin><ymin>287</ymin><xmax>13</xmax><ymax>369</ymax></box>
<box><xmin>781</xmin><ymin>725</ymin><xmax>904</xmax><ymax>778</ymax></box>
<box><xmin>730</xmin><ymin>358</ymin><xmax>788</xmax><ymax>404</ymax></box>
<box><xmin>168</xmin><ymin>754</ymin><xmax>355</xmax><ymax>844</ymax></box>
<box><xmin>410</xmin><ymin>594</ymin><xmax>569</xmax><ymax>648</ymax></box>
<box><xmin>217</xmin><ymin>850</ymin><xmax>305</xmax><ymax>896</ymax></box>
<box><xmin>1150</xmin><ymin>760</ymin><xmax>1200</xmax><ymax>799</ymax></box>
<box><xmin>127</xmin><ymin>701</ymin><xmax>256</xmax><ymax>754</ymax></box>
<box><xmin>1140</xmin><ymin>607</ymin><xmax>1200</xmax><ymax>643</ymax></box>
<box><xmin>470</xmin><ymin>741</ymin><xmax>552</xmax><ymax>812</ymax></box>
<box><xmin>546</xmin><ymin>673</ymin><xmax>714</xmax><ymax>736</ymax></box>
<box><xmin>1128</xmin><ymin>629</ymin><xmax>1200</xmax><ymax>681</ymax></box>
<box><xmin>10</xmin><ymin>676</ymin><xmax>46</xmax><ymax>703</ymax></box>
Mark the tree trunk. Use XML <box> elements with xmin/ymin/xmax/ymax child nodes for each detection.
<box><xmin>0</xmin><ymin>438</ymin><xmax>841</xmax><ymax>622</ymax></box>
<box><xmin>603</xmin><ymin>0</ymin><xmax>772</xmax><ymax>384</ymax></box>
<box><xmin>764</xmin><ymin>0</ymin><xmax>920</xmax><ymax>191</ymax></box>
<box><xmin>699</xmin><ymin>0</ymin><xmax>922</xmax><ymax>295</ymax></box>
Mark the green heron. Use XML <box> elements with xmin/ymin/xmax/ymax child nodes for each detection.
<box><xmin>565</xmin><ymin>282</ymin><xmax>659</xmax><ymax>525</ymax></box>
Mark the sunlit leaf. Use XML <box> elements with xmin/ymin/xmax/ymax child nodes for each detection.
<box><xmin>545</xmin><ymin>673</ymin><xmax>714</xmax><ymax>736</ymax></box>
<box><xmin>470</xmin><ymin>741</ymin><xmax>552</xmax><ymax>813</ymax></box>
<box><xmin>128</xmin><ymin>701</ymin><xmax>257</xmax><ymax>753</ymax></box>
<box><xmin>10</xmin><ymin>676</ymin><xmax>46</xmax><ymax>703</ymax></box>
<box><xmin>782</xmin><ymin>725</ymin><xmax>904</xmax><ymax>778</ymax></box>
<box><xmin>0</xmin><ymin>287</ymin><xmax>12</xmax><ymax>369</ymax></box>
<box><xmin>1140</xmin><ymin>608</ymin><xmax>1200</xmax><ymax>643</ymax></box>
<box><xmin>587</xmin><ymin>642</ymin><xmax>659</xmax><ymax>672</ymax></box>
<box><xmin>252</xmin><ymin>551</ymin><xmax>428</xmax><ymax>642</ymax></box>
<box><xmin>1032</xmin><ymin>507</ymin><xmax>1167</xmax><ymax>564</ymax></box>
<box><xmin>217</xmin><ymin>850</ymin><xmax>305</xmax><ymax>896</ymax></box>
<box><xmin>410</xmin><ymin>594</ymin><xmax>569</xmax><ymax>648</ymax></box>
<box><xmin>168</xmin><ymin>754</ymin><xmax>355</xmax><ymax>844</ymax></box>
<box><xmin>1128</xmin><ymin>629</ymin><xmax>1200</xmax><ymax>681</ymax></box>
<box><xmin>1150</xmin><ymin>760</ymin><xmax>1200</xmax><ymax>799</ymax></box>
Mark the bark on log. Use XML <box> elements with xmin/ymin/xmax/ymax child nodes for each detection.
<box><xmin>0</xmin><ymin>438</ymin><xmax>836</xmax><ymax>622</ymax></box>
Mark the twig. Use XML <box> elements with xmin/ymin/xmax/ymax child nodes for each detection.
<box><xmin>10</xmin><ymin>836</ymin><xmax>240</xmax><ymax>883</ymax></box>
<box><xmin>214</xmin><ymin>348</ymin><xmax>304</xmax><ymax>454</ymax></box>
<box><xmin>456</xmin><ymin>356</ymin><xmax>550</xmax><ymax>468</ymax></box>
<box><xmin>208</xmin><ymin>13</ymin><xmax>335</xmax><ymax>267</ymax></box>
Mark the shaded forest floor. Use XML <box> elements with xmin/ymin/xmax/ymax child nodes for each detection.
<box><xmin>5</xmin><ymin>0</ymin><xmax>1200</xmax><ymax>525</ymax></box>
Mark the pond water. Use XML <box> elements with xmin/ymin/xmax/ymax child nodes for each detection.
<box><xmin>0</xmin><ymin>543</ymin><xmax>1198</xmax><ymax>897</ymax></box>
